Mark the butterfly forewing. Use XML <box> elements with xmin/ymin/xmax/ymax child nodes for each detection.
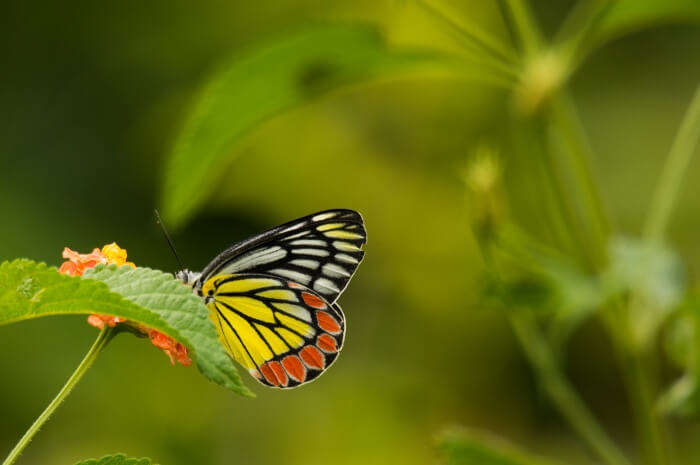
<box><xmin>202</xmin><ymin>273</ymin><xmax>346</xmax><ymax>388</ymax></box>
<box><xmin>195</xmin><ymin>209</ymin><xmax>366</xmax><ymax>303</ymax></box>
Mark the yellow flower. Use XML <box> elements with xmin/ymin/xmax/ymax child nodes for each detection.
<box><xmin>101</xmin><ymin>242</ymin><xmax>135</xmax><ymax>268</ymax></box>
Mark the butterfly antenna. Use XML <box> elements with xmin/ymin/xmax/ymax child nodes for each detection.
<box><xmin>154</xmin><ymin>209</ymin><xmax>185</xmax><ymax>271</ymax></box>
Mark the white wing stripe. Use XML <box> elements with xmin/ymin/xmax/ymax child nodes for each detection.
<box><xmin>322</xmin><ymin>263</ymin><xmax>350</xmax><ymax>278</ymax></box>
<box><xmin>290</xmin><ymin>239</ymin><xmax>327</xmax><ymax>246</ymax></box>
<box><xmin>282</xmin><ymin>230</ymin><xmax>311</xmax><ymax>241</ymax></box>
<box><xmin>314</xmin><ymin>278</ymin><xmax>340</xmax><ymax>294</ymax></box>
<box><xmin>292</xmin><ymin>248</ymin><xmax>330</xmax><ymax>257</ymax></box>
<box><xmin>290</xmin><ymin>259</ymin><xmax>320</xmax><ymax>269</ymax></box>
<box><xmin>270</xmin><ymin>268</ymin><xmax>311</xmax><ymax>285</ymax></box>
<box><xmin>223</xmin><ymin>246</ymin><xmax>286</xmax><ymax>273</ymax></box>
<box><xmin>313</xmin><ymin>212</ymin><xmax>337</xmax><ymax>221</ymax></box>
<box><xmin>335</xmin><ymin>253</ymin><xmax>359</xmax><ymax>264</ymax></box>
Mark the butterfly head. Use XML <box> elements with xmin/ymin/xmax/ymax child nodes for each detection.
<box><xmin>175</xmin><ymin>269</ymin><xmax>202</xmax><ymax>290</ymax></box>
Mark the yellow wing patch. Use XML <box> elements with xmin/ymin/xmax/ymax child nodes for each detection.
<box><xmin>207</xmin><ymin>277</ymin><xmax>278</xmax><ymax>294</ymax></box>
<box><xmin>219</xmin><ymin>296</ymin><xmax>274</xmax><ymax>323</ymax></box>
<box><xmin>256</xmin><ymin>289</ymin><xmax>297</xmax><ymax>301</ymax></box>
<box><xmin>204</xmin><ymin>273</ymin><xmax>345</xmax><ymax>388</ymax></box>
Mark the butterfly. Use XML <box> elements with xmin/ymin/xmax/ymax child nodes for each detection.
<box><xmin>176</xmin><ymin>209</ymin><xmax>366</xmax><ymax>388</ymax></box>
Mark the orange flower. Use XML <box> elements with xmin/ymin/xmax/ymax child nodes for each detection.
<box><xmin>58</xmin><ymin>243</ymin><xmax>191</xmax><ymax>366</ymax></box>
<box><xmin>148</xmin><ymin>330</ymin><xmax>192</xmax><ymax>366</ymax></box>
<box><xmin>86</xmin><ymin>314</ymin><xmax>126</xmax><ymax>330</ymax></box>
<box><xmin>58</xmin><ymin>247</ymin><xmax>106</xmax><ymax>276</ymax></box>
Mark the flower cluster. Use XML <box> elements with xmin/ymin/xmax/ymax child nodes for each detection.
<box><xmin>59</xmin><ymin>243</ymin><xmax>191</xmax><ymax>366</ymax></box>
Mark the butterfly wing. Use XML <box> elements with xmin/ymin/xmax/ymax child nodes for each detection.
<box><xmin>195</xmin><ymin>209</ymin><xmax>366</xmax><ymax>303</ymax></box>
<box><xmin>202</xmin><ymin>273</ymin><xmax>346</xmax><ymax>388</ymax></box>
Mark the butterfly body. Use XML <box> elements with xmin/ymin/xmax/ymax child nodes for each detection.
<box><xmin>177</xmin><ymin>209</ymin><xmax>365</xmax><ymax>388</ymax></box>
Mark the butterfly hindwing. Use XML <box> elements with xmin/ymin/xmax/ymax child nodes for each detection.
<box><xmin>195</xmin><ymin>209</ymin><xmax>366</xmax><ymax>304</ymax></box>
<box><xmin>202</xmin><ymin>273</ymin><xmax>346</xmax><ymax>388</ymax></box>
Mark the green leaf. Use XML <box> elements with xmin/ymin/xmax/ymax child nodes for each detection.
<box><xmin>659</xmin><ymin>296</ymin><xmax>700</xmax><ymax>417</ymax></box>
<box><xmin>74</xmin><ymin>453</ymin><xmax>153</xmax><ymax>465</ymax></box>
<box><xmin>657</xmin><ymin>375</ymin><xmax>700</xmax><ymax>417</ymax></box>
<box><xmin>0</xmin><ymin>260</ymin><xmax>252</xmax><ymax>397</ymax></box>
<box><xmin>160</xmin><ymin>24</ymin><xmax>461</xmax><ymax>227</ymax></box>
<box><xmin>437</xmin><ymin>428</ymin><xmax>566</xmax><ymax>465</ymax></box>
<box><xmin>85</xmin><ymin>264</ymin><xmax>252</xmax><ymax>396</ymax></box>
<box><xmin>603</xmin><ymin>237</ymin><xmax>685</xmax><ymax>347</ymax></box>
<box><xmin>484</xmin><ymin>226</ymin><xmax>603</xmax><ymax>347</ymax></box>
<box><xmin>593</xmin><ymin>0</ymin><xmax>700</xmax><ymax>48</ymax></box>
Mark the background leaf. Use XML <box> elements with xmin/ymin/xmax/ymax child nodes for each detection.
<box><xmin>602</xmin><ymin>237</ymin><xmax>685</xmax><ymax>346</ymax></box>
<box><xmin>593</xmin><ymin>0</ymin><xmax>700</xmax><ymax>48</ymax></box>
<box><xmin>0</xmin><ymin>260</ymin><xmax>252</xmax><ymax>396</ymax></box>
<box><xmin>437</xmin><ymin>428</ymin><xmax>566</xmax><ymax>465</ymax></box>
<box><xmin>659</xmin><ymin>296</ymin><xmax>700</xmax><ymax>417</ymax></box>
<box><xmin>160</xmin><ymin>23</ymin><xmax>459</xmax><ymax>227</ymax></box>
<box><xmin>74</xmin><ymin>453</ymin><xmax>153</xmax><ymax>465</ymax></box>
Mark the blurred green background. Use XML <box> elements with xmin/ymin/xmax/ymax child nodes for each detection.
<box><xmin>1</xmin><ymin>1</ymin><xmax>700</xmax><ymax>464</ymax></box>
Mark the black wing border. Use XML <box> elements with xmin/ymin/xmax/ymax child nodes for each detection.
<box><xmin>195</xmin><ymin>209</ymin><xmax>366</xmax><ymax>290</ymax></box>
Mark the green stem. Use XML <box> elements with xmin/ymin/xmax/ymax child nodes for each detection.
<box><xmin>415</xmin><ymin>0</ymin><xmax>519</xmax><ymax>66</ymax></box>
<box><xmin>548</xmin><ymin>95</ymin><xmax>611</xmax><ymax>269</ymax></box>
<box><xmin>626</xmin><ymin>352</ymin><xmax>667</xmax><ymax>465</ymax></box>
<box><xmin>554</xmin><ymin>0</ymin><xmax>613</xmax><ymax>71</ymax></box>
<box><xmin>509</xmin><ymin>312</ymin><xmax>631</xmax><ymax>465</ymax></box>
<box><xmin>502</xmin><ymin>0</ymin><xmax>542</xmax><ymax>57</ymax></box>
<box><xmin>603</xmin><ymin>306</ymin><xmax>667</xmax><ymax>465</ymax></box>
<box><xmin>2</xmin><ymin>328</ymin><xmax>115</xmax><ymax>465</ymax></box>
<box><xmin>644</xmin><ymin>83</ymin><xmax>700</xmax><ymax>240</ymax></box>
<box><xmin>414</xmin><ymin>0</ymin><xmax>521</xmax><ymax>83</ymax></box>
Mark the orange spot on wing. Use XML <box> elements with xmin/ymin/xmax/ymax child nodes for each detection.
<box><xmin>282</xmin><ymin>355</ymin><xmax>306</xmax><ymax>382</ymax></box>
<box><xmin>316</xmin><ymin>311</ymin><xmax>341</xmax><ymax>334</ymax></box>
<box><xmin>302</xmin><ymin>291</ymin><xmax>326</xmax><ymax>309</ymax></box>
<box><xmin>317</xmin><ymin>334</ymin><xmax>338</xmax><ymax>353</ymax></box>
<box><xmin>288</xmin><ymin>282</ymin><xmax>305</xmax><ymax>289</ymax></box>
<box><xmin>269</xmin><ymin>361</ymin><xmax>288</xmax><ymax>387</ymax></box>
<box><xmin>300</xmin><ymin>346</ymin><xmax>325</xmax><ymax>370</ymax></box>
<box><xmin>250</xmin><ymin>369</ymin><xmax>262</xmax><ymax>379</ymax></box>
<box><xmin>260</xmin><ymin>363</ymin><xmax>279</xmax><ymax>386</ymax></box>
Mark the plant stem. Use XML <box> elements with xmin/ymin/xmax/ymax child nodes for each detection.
<box><xmin>414</xmin><ymin>0</ymin><xmax>520</xmax><ymax>83</ymax></box>
<box><xmin>415</xmin><ymin>0</ymin><xmax>519</xmax><ymax>66</ymax></box>
<box><xmin>602</xmin><ymin>304</ymin><xmax>667</xmax><ymax>465</ymax></box>
<box><xmin>554</xmin><ymin>0</ymin><xmax>613</xmax><ymax>71</ymax></box>
<box><xmin>547</xmin><ymin>95</ymin><xmax>611</xmax><ymax>269</ymax></box>
<box><xmin>502</xmin><ymin>0</ymin><xmax>542</xmax><ymax>58</ymax></box>
<box><xmin>509</xmin><ymin>312</ymin><xmax>631</xmax><ymax>465</ymax></box>
<box><xmin>626</xmin><ymin>350</ymin><xmax>667</xmax><ymax>465</ymax></box>
<box><xmin>644</xmin><ymin>83</ymin><xmax>700</xmax><ymax>240</ymax></box>
<box><xmin>2</xmin><ymin>328</ymin><xmax>115</xmax><ymax>465</ymax></box>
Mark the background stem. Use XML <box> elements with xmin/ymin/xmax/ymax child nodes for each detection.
<box><xmin>502</xmin><ymin>0</ymin><xmax>542</xmax><ymax>57</ymax></box>
<box><xmin>509</xmin><ymin>312</ymin><xmax>631</xmax><ymax>465</ymax></box>
<box><xmin>644</xmin><ymin>83</ymin><xmax>700</xmax><ymax>240</ymax></box>
<box><xmin>2</xmin><ymin>328</ymin><xmax>115</xmax><ymax>465</ymax></box>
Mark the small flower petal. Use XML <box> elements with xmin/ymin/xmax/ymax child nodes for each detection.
<box><xmin>87</xmin><ymin>314</ymin><xmax>106</xmax><ymax>330</ymax></box>
<box><xmin>148</xmin><ymin>330</ymin><xmax>192</xmax><ymax>366</ymax></box>
<box><xmin>61</xmin><ymin>243</ymin><xmax>190</xmax><ymax>367</ymax></box>
<box><xmin>58</xmin><ymin>261</ymin><xmax>80</xmax><ymax>276</ymax></box>
<box><xmin>59</xmin><ymin>247</ymin><xmax>107</xmax><ymax>277</ymax></box>
<box><xmin>101</xmin><ymin>242</ymin><xmax>134</xmax><ymax>267</ymax></box>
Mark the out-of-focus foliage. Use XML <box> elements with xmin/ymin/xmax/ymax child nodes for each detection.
<box><xmin>2</xmin><ymin>0</ymin><xmax>700</xmax><ymax>464</ymax></box>
<box><xmin>596</xmin><ymin>0</ymin><xmax>700</xmax><ymax>45</ymax></box>
<box><xmin>437</xmin><ymin>428</ymin><xmax>564</xmax><ymax>465</ymax></box>
<box><xmin>162</xmin><ymin>24</ymin><xmax>465</xmax><ymax>227</ymax></box>
<box><xmin>74</xmin><ymin>454</ymin><xmax>153</xmax><ymax>465</ymax></box>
